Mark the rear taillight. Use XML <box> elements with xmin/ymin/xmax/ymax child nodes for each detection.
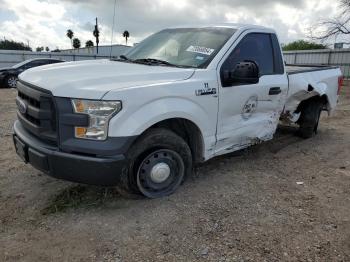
<box><xmin>338</xmin><ymin>76</ymin><xmax>344</xmax><ymax>95</ymax></box>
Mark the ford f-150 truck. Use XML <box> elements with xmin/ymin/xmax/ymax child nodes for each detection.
<box><xmin>13</xmin><ymin>24</ymin><xmax>343</xmax><ymax>198</ymax></box>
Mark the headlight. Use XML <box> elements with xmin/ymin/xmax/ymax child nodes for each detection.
<box><xmin>72</xmin><ymin>99</ymin><xmax>122</xmax><ymax>140</ymax></box>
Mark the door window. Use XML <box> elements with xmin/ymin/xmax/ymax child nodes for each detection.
<box><xmin>221</xmin><ymin>33</ymin><xmax>276</xmax><ymax>86</ymax></box>
<box><xmin>23</xmin><ymin>60</ymin><xmax>43</xmax><ymax>69</ymax></box>
<box><xmin>271</xmin><ymin>34</ymin><xmax>284</xmax><ymax>74</ymax></box>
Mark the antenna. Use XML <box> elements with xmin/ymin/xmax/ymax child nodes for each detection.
<box><xmin>110</xmin><ymin>0</ymin><xmax>117</xmax><ymax>58</ymax></box>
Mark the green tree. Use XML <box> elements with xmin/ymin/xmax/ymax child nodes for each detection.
<box><xmin>123</xmin><ymin>30</ymin><xmax>130</xmax><ymax>45</ymax></box>
<box><xmin>85</xmin><ymin>40</ymin><xmax>94</xmax><ymax>47</ymax></box>
<box><xmin>0</xmin><ymin>39</ymin><xmax>31</xmax><ymax>51</ymax></box>
<box><xmin>36</xmin><ymin>46</ymin><xmax>44</xmax><ymax>52</ymax></box>
<box><xmin>66</xmin><ymin>29</ymin><xmax>74</xmax><ymax>48</ymax></box>
<box><xmin>282</xmin><ymin>40</ymin><xmax>327</xmax><ymax>51</ymax></box>
<box><xmin>72</xmin><ymin>38</ymin><xmax>81</xmax><ymax>49</ymax></box>
<box><xmin>45</xmin><ymin>47</ymin><xmax>50</xmax><ymax>52</ymax></box>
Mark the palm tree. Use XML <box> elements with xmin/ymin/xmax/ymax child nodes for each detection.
<box><xmin>72</xmin><ymin>38</ymin><xmax>81</xmax><ymax>49</ymax></box>
<box><xmin>36</xmin><ymin>46</ymin><xmax>44</xmax><ymax>52</ymax></box>
<box><xmin>66</xmin><ymin>29</ymin><xmax>74</xmax><ymax>48</ymax></box>
<box><xmin>123</xmin><ymin>30</ymin><xmax>130</xmax><ymax>45</ymax></box>
<box><xmin>85</xmin><ymin>40</ymin><xmax>94</xmax><ymax>48</ymax></box>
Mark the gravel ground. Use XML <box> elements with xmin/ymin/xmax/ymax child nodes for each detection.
<box><xmin>0</xmin><ymin>86</ymin><xmax>349</xmax><ymax>262</ymax></box>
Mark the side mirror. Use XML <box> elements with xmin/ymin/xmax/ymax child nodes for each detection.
<box><xmin>223</xmin><ymin>61</ymin><xmax>260</xmax><ymax>86</ymax></box>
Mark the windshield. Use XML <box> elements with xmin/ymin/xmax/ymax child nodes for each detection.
<box><xmin>124</xmin><ymin>27</ymin><xmax>236</xmax><ymax>68</ymax></box>
<box><xmin>12</xmin><ymin>60</ymin><xmax>30</xmax><ymax>69</ymax></box>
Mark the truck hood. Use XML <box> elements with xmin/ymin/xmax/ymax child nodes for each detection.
<box><xmin>19</xmin><ymin>59</ymin><xmax>195</xmax><ymax>99</ymax></box>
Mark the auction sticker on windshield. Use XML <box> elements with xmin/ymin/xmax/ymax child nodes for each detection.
<box><xmin>186</xmin><ymin>45</ymin><xmax>215</xmax><ymax>56</ymax></box>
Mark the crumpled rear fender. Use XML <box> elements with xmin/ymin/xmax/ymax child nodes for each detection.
<box><xmin>283</xmin><ymin>68</ymin><xmax>341</xmax><ymax>122</ymax></box>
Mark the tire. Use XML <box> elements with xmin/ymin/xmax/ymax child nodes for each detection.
<box><xmin>126</xmin><ymin>128</ymin><xmax>192</xmax><ymax>198</ymax></box>
<box><xmin>298</xmin><ymin>99</ymin><xmax>323</xmax><ymax>139</ymax></box>
<box><xmin>5</xmin><ymin>75</ymin><xmax>18</xmax><ymax>88</ymax></box>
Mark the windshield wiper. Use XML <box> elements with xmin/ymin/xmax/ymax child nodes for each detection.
<box><xmin>132</xmin><ymin>58</ymin><xmax>188</xmax><ymax>68</ymax></box>
<box><xmin>112</xmin><ymin>57</ymin><xmax>193</xmax><ymax>68</ymax></box>
<box><xmin>119</xmin><ymin>55</ymin><xmax>130</xmax><ymax>60</ymax></box>
<box><xmin>111</xmin><ymin>55</ymin><xmax>131</xmax><ymax>62</ymax></box>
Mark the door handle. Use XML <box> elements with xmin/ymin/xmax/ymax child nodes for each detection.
<box><xmin>269</xmin><ymin>87</ymin><xmax>281</xmax><ymax>95</ymax></box>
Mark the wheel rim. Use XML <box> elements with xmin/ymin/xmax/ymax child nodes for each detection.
<box><xmin>7</xmin><ymin>76</ymin><xmax>17</xmax><ymax>88</ymax></box>
<box><xmin>136</xmin><ymin>149</ymin><xmax>184</xmax><ymax>198</ymax></box>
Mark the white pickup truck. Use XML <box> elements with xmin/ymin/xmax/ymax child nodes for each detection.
<box><xmin>13</xmin><ymin>24</ymin><xmax>343</xmax><ymax>198</ymax></box>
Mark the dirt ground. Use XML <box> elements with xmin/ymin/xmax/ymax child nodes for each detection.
<box><xmin>0</xmin><ymin>85</ymin><xmax>349</xmax><ymax>262</ymax></box>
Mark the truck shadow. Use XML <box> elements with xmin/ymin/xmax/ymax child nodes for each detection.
<box><xmin>267</xmin><ymin>125</ymin><xmax>303</xmax><ymax>154</ymax></box>
<box><xmin>41</xmin><ymin>125</ymin><xmax>304</xmax><ymax>215</ymax></box>
<box><xmin>41</xmin><ymin>185</ymin><xmax>126</xmax><ymax>215</ymax></box>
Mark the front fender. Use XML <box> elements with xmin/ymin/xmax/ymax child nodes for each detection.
<box><xmin>108</xmin><ymin>96</ymin><xmax>211</xmax><ymax>138</ymax></box>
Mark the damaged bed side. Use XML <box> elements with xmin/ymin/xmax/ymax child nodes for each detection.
<box><xmin>281</xmin><ymin>65</ymin><xmax>343</xmax><ymax>125</ymax></box>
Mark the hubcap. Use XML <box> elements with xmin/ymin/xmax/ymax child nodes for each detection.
<box><xmin>136</xmin><ymin>149</ymin><xmax>185</xmax><ymax>198</ymax></box>
<box><xmin>8</xmin><ymin>77</ymin><xmax>17</xmax><ymax>88</ymax></box>
<box><xmin>150</xmin><ymin>162</ymin><xmax>171</xmax><ymax>183</ymax></box>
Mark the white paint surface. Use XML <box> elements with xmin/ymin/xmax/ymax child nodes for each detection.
<box><xmin>18</xmin><ymin>24</ymin><xmax>342</xmax><ymax>161</ymax></box>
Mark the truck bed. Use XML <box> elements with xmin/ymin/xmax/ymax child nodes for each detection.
<box><xmin>284</xmin><ymin>64</ymin><xmax>341</xmax><ymax>118</ymax></box>
<box><xmin>286</xmin><ymin>64</ymin><xmax>339</xmax><ymax>75</ymax></box>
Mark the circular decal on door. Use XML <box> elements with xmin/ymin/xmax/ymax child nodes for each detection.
<box><xmin>241</xmin><ymin>95</ymin><xmax>258</xmax><ymax>120</ymax></box>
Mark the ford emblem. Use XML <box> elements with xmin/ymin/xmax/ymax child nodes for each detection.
<box><xmin>17</xmin><ymin>98</ymin><xmax>27</xmax><ymax>114</ymax></box>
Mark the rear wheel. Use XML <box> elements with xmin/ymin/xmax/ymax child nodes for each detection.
<box><xmin>5</xmin><ymin>75</ymin><xmax>18</xmax><ymax>88</ymax></box>
<box><xmin>127</xmin><ymin>128</ymin><xmax>192</xmax><ymax>198</ymax></box>
<box><xmin>298</xmin><ymin>99</ymin><xmax>323</xmax><ymax>139</ymax></box>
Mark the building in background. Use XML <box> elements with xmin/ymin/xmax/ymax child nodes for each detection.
<box><xmin>60</xmin><ymin>44</ymin><xmax>131</xmax><ymax>56</ymax></box>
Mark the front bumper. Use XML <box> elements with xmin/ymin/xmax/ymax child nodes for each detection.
<box><xmin>13</xmin><ymin>120</ymin><xmax>128</xmax><ymax>186</ymax></box>
<box><xmin>0</xmin><ymin>74</ymin><xmax>6</xmax><ymax>85</ymax></box>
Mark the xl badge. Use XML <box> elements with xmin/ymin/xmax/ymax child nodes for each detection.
<box><xmin>242</xmin><ymin>95</ymin><xmax>258</xmax><ymax>120</ymax></box>
<box><xmin>195</xmin><ymin>83</ymin><xmax>217</xmax><ymax>96</ymax></box>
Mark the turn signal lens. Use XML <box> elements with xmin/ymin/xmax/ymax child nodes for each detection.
<box><xmin>75</xmin><ymin>127</ymin><xmax>87</xmax><ymax>138</ymax></box>
<box><xmin>74</xmin><ymin>100</ymin><xmax>85</xmax><ymax>113</ymax></box>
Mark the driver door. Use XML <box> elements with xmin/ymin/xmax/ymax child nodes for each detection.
<box><xmin>215</xmin><ymin>32</ymin><xmax>288</xmax><ymax>155</ymax></box>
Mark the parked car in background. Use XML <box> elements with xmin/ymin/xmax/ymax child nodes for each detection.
<box><xmin>0</xmin><ymin>58</ymin><xmax>64</xmax><ymax>88</ymax></box>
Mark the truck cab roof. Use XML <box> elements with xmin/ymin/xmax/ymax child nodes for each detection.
<box><xmin>168</xmin><ymin>23</ymin><xmax>274</xmax><ymax>33</ymax></box>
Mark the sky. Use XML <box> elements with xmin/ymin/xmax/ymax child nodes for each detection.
<box><xmin>0</xmin><ymin>0</ymin><xmax>341</xmax><ymax>50</ymax></box>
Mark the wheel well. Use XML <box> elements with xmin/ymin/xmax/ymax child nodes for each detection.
<box><xmin>5</xmin><ymin>74</ymin><xmax>15</xmax><ymax>79</ymax></box>
<box><xmin>148</xmin><ymin>118</ymin><xmax>205</xmax><ymax>164</ymax></box>
<box><xmin>295</xmin><ymin>94</ymin><xmax>329</xmax><ymax>114</ymax></box>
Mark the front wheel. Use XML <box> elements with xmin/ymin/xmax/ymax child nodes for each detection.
<box><xmin>127</xmin><ymin>128</ymin><xmax>192</xmax><ymax>198</ymax></box>
<box><xmin>5</xmin><ymin>75</ymin><xmax>18</xmax><ymax>88</ymax></box>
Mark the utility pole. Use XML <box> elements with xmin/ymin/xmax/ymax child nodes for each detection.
<box><xmin>93</xmin><ymin>17</ymin><xmax>100</xmax><ymax>54</ymax></box>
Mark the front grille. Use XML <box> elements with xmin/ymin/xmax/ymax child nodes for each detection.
<box><xmin>16</xmin><ymin>81</ymin><xmax>57</xmax><ymax>144</ymax></box>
